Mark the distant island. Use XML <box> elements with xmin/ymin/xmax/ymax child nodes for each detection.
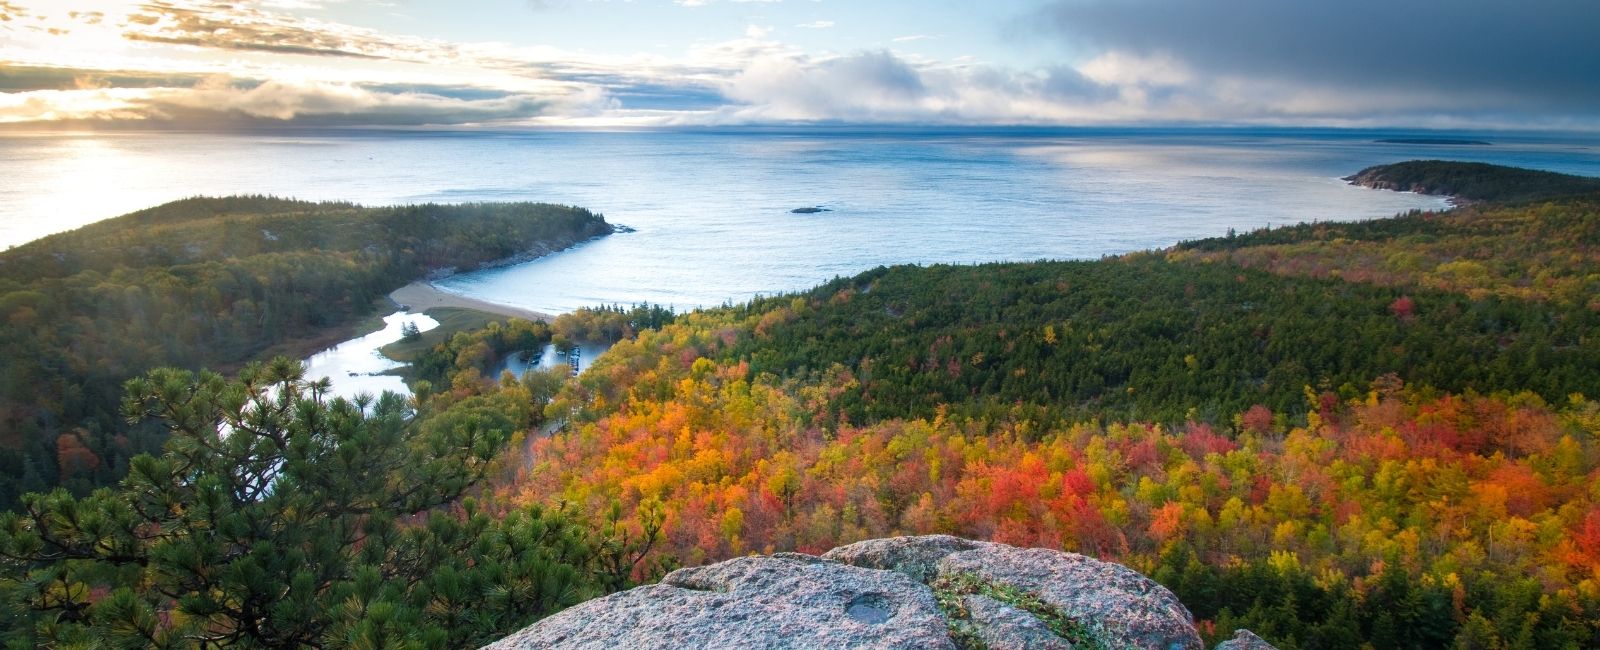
<box><xmin>1375</xmin><ymin>137</ymin><xmax>1491</xmax><ymax>145</ymax></box>
<box><xmin>791</xmin><ymin>206</ymin><xmax>832</xmax><ymax>214</ymax></box>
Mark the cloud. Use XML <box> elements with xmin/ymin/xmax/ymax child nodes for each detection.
<box><xmin>122</xmin><ymin>1</ymin><xmax>451</xmax><ymax>61</ymax></box>
<box><xmin>0</xmin><ymin>1</ymin><xmax>23</xmax><ymax>23</ymax></box>
<box><xmin>1037</xmin><ymin>0</ymin><xmax>1600</xmax><ymax>117</ymax></box>
<box><xmin>1076</xmin><ymin>51</ymin><xmax>1189</xmax><ymax>88</ymax></box>
<box><xmin>677</xmin><ymin>0</ymin><xmax>782</xmax><ymax>5</ymax></box>
<box><xmin>710</xmin><ymin>43</ymin><xmax>1555</xmax><ymax>128</ymax></box>
<box><xmin>2</xmin><ymin>0</ymin><xmax>1596</xmax><ymax>129</ymax></box>
<box><xmin>712</xmin><ymin>48</ymin><xmax>1168</xmax><ymax>126</ymax></box>
<box><xmin>0</xmin><ymin>76</ymin><xmax>606</xmax><ymax>127</ymax></box>
<box><xmin>0</xmin><ymin>66</ymin><xmax>209</xmax><ymax>92</ymax></box>
<box><xmin>0</xmin><ymin>1</ymin><xmax>659</xmax><ymax>126</ymax></box>
<box><xmin>724</xmin><ymin>51</ymin><xmax>929</xmax><ymax>121</ymax></box>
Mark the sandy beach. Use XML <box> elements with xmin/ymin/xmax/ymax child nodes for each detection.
<box><xmin>389</xmin><ymin>281</ymin><xmax>555</xmax><ymax>322</ymax></box>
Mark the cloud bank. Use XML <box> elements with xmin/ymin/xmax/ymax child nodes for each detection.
<box><xmin>1035</xmin><ymin>0</ymin><xmax>1600</xmax><ymax>124</ymax></box>
<box><xmin>1</xmin><ymin>0</ymin><xmax>1595</xmax><ymax>130</ymax></box>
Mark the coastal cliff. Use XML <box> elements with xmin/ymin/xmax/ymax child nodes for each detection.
<box><xmin>487</xmin><ymin>535</ymin><xmax>1274</xmax><ymax>650</ymax></box>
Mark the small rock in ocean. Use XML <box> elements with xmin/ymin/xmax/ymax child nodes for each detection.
<box><xmin>791</xmin><ymin>206</ymin><xmax>831</xmax><ymax>214</ymax></box>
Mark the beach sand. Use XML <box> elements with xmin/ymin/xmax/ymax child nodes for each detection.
<box><xmin>389</xmin><ymin>281</ymin><xmax>555</xmax><ymax>322</ymax></box>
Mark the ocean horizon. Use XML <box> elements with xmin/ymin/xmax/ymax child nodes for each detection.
<box><xmin>5</xmin><ymin>127</ymin><xmax>1598</xmax><ymax>312</ymax></box>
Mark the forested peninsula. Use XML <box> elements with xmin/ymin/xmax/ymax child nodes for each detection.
<box><xmin>0</xmin><ymin>197</ymin><xmax>611</xmax><ymax>508</ymax></box>
<box><xmin>3</xmin><ymin>162</ymin><xmax>1599</xmax><ymax>648</ymax></box>
<box><xmin>1344</xmin><ymin>160</ymin><xmax>1600</xmax><ymax>203</ymax></box>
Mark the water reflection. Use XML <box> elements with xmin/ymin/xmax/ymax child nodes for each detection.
<box><xmin>304</xmin><ymin>311</ymin><xmax>439</xmax><ymax>401</ymax></box>
<box><xmin>494</xmin><ymin>341</ymin><xmax>613</xmax><ymax>379</ymax></box>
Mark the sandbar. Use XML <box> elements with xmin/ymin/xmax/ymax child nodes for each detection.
<box><xmin>389</xmin><ymin>281</ymin><xmax>555</xmax><ymax>322</ymax></box>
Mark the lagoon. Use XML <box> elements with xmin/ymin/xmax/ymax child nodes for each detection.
<box><xmin>303</xmin><ymin>311</ymin><xmax>439</xmax><ymax>402</ymax></box>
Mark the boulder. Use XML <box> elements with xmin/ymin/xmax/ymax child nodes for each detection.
<box><xmin>934</xmin><ymin>542</ymin><xmax>1203</xmax><ymax>650</ymax></box>
<box><xmin>1214</xmin><ymin>629</ymin><xmax>1277</xmax><ymax>650</ymax></box>
<box><xmin>821</xmin><ymin>533</ymin><xmax>984</xmax><ymax>581</ymax></box>
<box><xmin>485</xmin><ymin>552</ymin><xmax>952</xmax><ymax>649</ymax></box>
<box><xmin>960</xmin><ymin>594</ymin><xmax>1077</xmax><ymax>650</ymax></box>
<box><xmin>823</xmin><ymin>536</ymin><xmax>1202</xmax><ymax>650</ymax></box>
<box><xmin>488</xmin><ymin>535</ymin><xmax>1269</xmax><ymax>650</ymax></box>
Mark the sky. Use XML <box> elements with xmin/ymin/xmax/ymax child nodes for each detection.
<box><xmin>0</xmin><ymin>0</ymin><xmax>1595</xmax><ymax>130</ymax></box>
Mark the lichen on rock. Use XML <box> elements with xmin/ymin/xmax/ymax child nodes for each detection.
<box><xmin>929</xmin><ymin>571</ymin><xmax>1092</xmax><ymax>650</ymax></box>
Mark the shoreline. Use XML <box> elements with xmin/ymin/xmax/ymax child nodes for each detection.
<box><xmin>1342</xmin><ymin>175</ymin><xmax>1469</xmax><ymax>209</ymax></box>
<box><xmin>389</xmin><ymin>281</ymin><xmax>556</xmax><ymax>322</ymax></box>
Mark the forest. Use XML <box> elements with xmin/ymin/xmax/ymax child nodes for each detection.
<box><xmin>0</xmin><ymin>357</ymin><xmax>666</xmax><ymax>647</ymax></box>
<box><xmin>3</xmin><ymin>161</ymin><xmax>1599</xmax><ymax>647</ymax></box>
<box><xmin>493</xmin><ymin>163</ymin><xmax>1600</xmax><ymax>648</ymax></box>
<box><xmin>1343</xmin><ymin>160</ymin><xmax>1600</xmax><ymax>204</ymax></box>
<box><xmin>0</xmin><ymin>196</ymin><xmax>611</xmax><ymax>509</ymax></box>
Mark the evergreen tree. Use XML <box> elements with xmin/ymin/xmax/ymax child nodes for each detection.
<box><xmin>0</xmin><ymin>358</ymin><xmax>635</xmax><ymax>648</ymax></box>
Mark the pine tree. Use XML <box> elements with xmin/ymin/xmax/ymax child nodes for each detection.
<box><xmin>0</xmin><ymin>358</ymin><xmax>638</xmax><ymax>648</ymax></box>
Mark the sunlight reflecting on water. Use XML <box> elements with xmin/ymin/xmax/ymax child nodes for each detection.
<box><xmin>304</xmin><ymin>311</ymin><xmax>439</xmax><ymax>401</ymax></box>
<box><xmin>4</xmin><ymin>129</ymin><xmax>1597</xmax><ymax>313</ymax></box>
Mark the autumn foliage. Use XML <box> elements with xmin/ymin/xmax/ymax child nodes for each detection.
<box><xmin>489</xmin><ymin>304</ymin><xmax>1600</xmax><ymax>646</ymax></box>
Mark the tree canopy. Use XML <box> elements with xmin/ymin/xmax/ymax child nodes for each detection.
<box><xmin>0</xmin><ymin>197</ymin><xmax>611</xmax><ymax>509</ymax></box>
<box><xmin>1344</xmin><ymin>160</ymin><xmax>1600</xmax><ymax>203</ymax></box>
<box><xmin>0</xmin><ymin>358</ymin><xmax>651</xmax><ymax>648</ymax></box>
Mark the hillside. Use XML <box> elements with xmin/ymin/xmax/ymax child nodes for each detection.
<box><xmin>1344</xmin><ymin>160</ymin><xmax>1600</xmax><ymax>203</ymax></box>
<box><xmin>496</xmin><ymin>162</ymin><xmax>1600</xmax><ymax>648</ymax></box>
<box><xmin>4</xmin><ymin>161</ymin><xmax>1599</xmax><ymax>648</ymax></box>
<box><xmin>0</xmin><ymin>197</ymin><xmax>611</xmax><ymax>508</ymax></box>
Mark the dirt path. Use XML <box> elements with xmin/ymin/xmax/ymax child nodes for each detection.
<box><xmin>388</xmin><ymin>281</ymin><xmax>555</xmax><ymax>322</ymax></box>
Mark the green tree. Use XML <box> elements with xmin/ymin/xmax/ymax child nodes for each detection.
<box><xmin>0</xmin><ymin>358</ymin><xmax>624</xmax><ymax>648</ymax></box>
<box><xmin>0</xmin><ymin>197</ymin><xmax>611</xmax><ymax>508</ymax></box>
<box><xmin>1455</xmin><ymin>612</ymin><xmax>1501</xmax><ymax>650</ymax></box>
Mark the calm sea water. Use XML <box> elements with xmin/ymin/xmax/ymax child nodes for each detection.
<box><xmin>4</xmin><ymin>128</ymin><xmax>1598</xmax><ymax>313</ymax></box>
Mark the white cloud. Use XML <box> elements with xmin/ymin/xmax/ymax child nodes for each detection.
<box><xmin>1078</xmin><ymin>51</ymin><xmax>1191</xmax><ymax>88</ymax></box>
<box><xmin>0</xmin><ymin>77</ymin><xmax>607</xmax><ymax>126</ymax></box>
<box><xmin>795</xmin><ymin>20</ymin><xmax>833</xmax><ymax>29</ymax></box>
<box><xmin>724</xmin><ymin>51</ymin><xmax>929</xmax><ymax>121</ymax></box>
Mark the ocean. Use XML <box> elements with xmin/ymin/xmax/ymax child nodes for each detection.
<box><xmin>4</xmin><ymin>128</ymin><xmax>1598</xmax><ymax>313</ymax></box>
